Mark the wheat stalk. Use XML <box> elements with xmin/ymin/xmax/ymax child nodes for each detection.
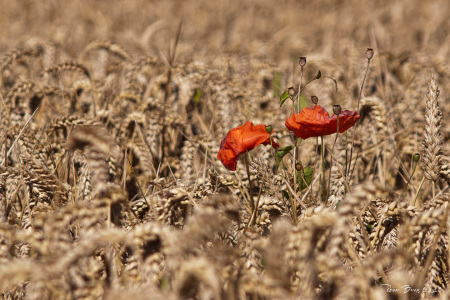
<box><xmin>422</xmin><ymin>77</ymin><xmax>443</xmax><ymax>183</ymax></box>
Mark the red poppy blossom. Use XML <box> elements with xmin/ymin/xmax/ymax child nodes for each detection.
<box><xmin>217</xmin><ymin>121</ymin><xmax>279</xmax><ymax>171</ymax></box>
<box><xmin>285</xmin><ymin>105</ymin><xmax>360</xmax><ymax>139</ymax></box>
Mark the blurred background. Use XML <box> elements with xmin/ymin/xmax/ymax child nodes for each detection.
<box><xmin>1</xmin><ymin>0</ymin><xmax>449</xmax><ymax>65</ymax></box>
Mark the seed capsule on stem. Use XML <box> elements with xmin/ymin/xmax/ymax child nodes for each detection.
<box><xmin>333</xmin><ymin>105</ymin><xmax>342</xmax><ymax>115</ymax></box>
<box><xmin>366</xmin><ymin>48</ymin><xmax>374</xmax><ymax>61</ymax></box>
<box><xmin>299</xmin><ymin>56</ymin><xmax>307</xmax><ymax>67</ymax></box>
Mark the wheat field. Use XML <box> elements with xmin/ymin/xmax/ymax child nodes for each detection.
<box><xmin>0</xmin><ymin>0</ymin><xmax>450</xmax><ymax>299</ymax></box>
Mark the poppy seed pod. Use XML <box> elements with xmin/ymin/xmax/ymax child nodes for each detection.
<box><xmin>366</xmin><ymin>48</ymin><xmax>374</xmax><ymax>61</ymax></box>
<box><xmin>299</xmin><ymin>57</ymin><xmax>306</xmax><ymax>67</ymax></box>
<box><xmin>333</xmin><ymin>105</ymin><xmax>342</xmax><ymax>115</ymax></box>
<box><xmin>217</xmin><ymin>122</ymin><xmax>279</xmax><ymax>170</ymax></box>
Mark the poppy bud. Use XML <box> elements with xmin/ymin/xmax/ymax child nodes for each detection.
<box><xmin>366</xmin><ymin>48</ymin><xmax>374</xmax><ymax>61</ymax></box>
<box><xmin>288</xmin><ymin>86</ymin><xmax>295</xmax><ymax>99</ymax></box>
<box><xmin>295</xmin><ymin>162</ymin><xmax>302</xmax><ymax>171</ymax></box>
<box><xmin>413</xmin><ymin>153</ymin><xmax>420</xmax><ymax>163</ymax></box>
<box><xmin>299</xmin><ymin>57</ymin><xmax>307</xmax><ymax>67</ymax></box>
<box><xmin>333</xmin><ymin>105</ymin><xmax>342</xmax><ymax>115</ymax></box>
<box><xmin>265</xmin><ymin>125</ymin><xmax>273</xmax><ymax>134</ymax></box>
<box><xmin>311</xmin><ymin>95</ymin><xmax>319</xmax><ymax>105</ymax></box>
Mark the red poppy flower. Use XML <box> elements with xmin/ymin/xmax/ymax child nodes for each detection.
<box><xmin>285</xmin><ymin>105</ymin><xmax>360</xmax><ymax>139</ymax></box>
<box><xmin>217</xmin><ymin>121</ymin><xmax>279</xmax><ymax>171</ymax></box>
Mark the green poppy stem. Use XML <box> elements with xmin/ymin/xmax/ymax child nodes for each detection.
<box><xmin>320</xmin><ymin>136</ymin><xmax>326</xmax><ymax>203</ymax></box>
<box><xmin>292</xmin><ymin>138</ymin><xmax>298</xmax><ymax>225</ymax></box>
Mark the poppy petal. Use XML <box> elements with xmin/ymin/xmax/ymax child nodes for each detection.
<box><xmin>217</xmin><ymin>121</ymin><xmax>279</xmax><ymax>170</ymax></box>
<box><xmin>285</xmin><ymin>105</ymin><xmax>360</xmax><ymax>139</ymax></box>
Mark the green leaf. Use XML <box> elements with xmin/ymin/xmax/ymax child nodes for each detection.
<box><xmin>280</xmin><ymin>91</ymin><xmax>290</xmax><ymax>107</ymax></box>
<box><xmin>193</xmin><ymin>89</ymin><xmax>203</xmax><ymax>104</ymax></box>
<box><xmin>299</xmin><ymin>95</ymin><xmax>308</xmax><ymax>111</ymax></box>
<box><xmin>159</xmin><ymin>275</ymin><xmax>170</xmax><ymax>289</ymax></box>
<box><xmin>275</xmin><ymin>145</ymin><xmax>294</xmax><ymax>165</ymax></box>
<box><xmin>297</xmin><ymin>166</ymin><xmax>314</xmax><ymax>191</ymax></box>
<box><xmin>260</xmin><ymin>257</ymin><xmax>266</xmax><ymax>267</ymax></box>
<box><xmin>315</xmin><ymin>70</ymin><xmax>321</xmax><ymax>79</ymax></box>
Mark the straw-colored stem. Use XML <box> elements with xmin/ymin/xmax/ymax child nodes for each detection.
<box><xmin>248</xmin><ymin>188</ymin><xmax>262</xmax><ymax>227</ymax></box>
<box><xmin>327</xmin><ymin>116</ymin><xmax>340</xmax><ymax>199</ymax></box>
<box><xmin>432</xmin><ymin>181</ymin><xmax>436</xmax><ymax>199</ymax></box>
<box><xmin>320</xmin><ymin>136</ymin><xmax>326</xmax><ymax>202</ymax></box>
<box><xmin>399</xmin><ymin>160</ymin><xmax>418</xmax><ymax>200</ymax></box>
<box><xmin>293</xmin><ymin>139</ymin><xmax>298</xmax><ymax>201</ymax></box>
<box><xmin>290</xmin><ymin>184</ymin><xmax>298</xmax><ymax>225</ymax></box>
<box><xmin>356</xmin><ymin>214</ymin><xmax>389</xmax><ymax>284</ymax></box>
<box><xmin>347</xmin><ymin>56</ymin><xmax>371</xmax><ymax>178</ymax></box>
<box><xmin>244</xmin><ymin>152</ymin><xmax>255</xmax><ymax>213</ymax></box>
<box><xmin>297</xmin><ymin>66</ymin><xmax>304</xmax><ymax>113</ymax></box>
<box><xmin>415</xmin><ymin>203</ymin><xmax>450</xmax><ymax>290</ymax></box>
<box><xmin>292</xmin><ymin>62</ymin><xmax>305</xmax><ymax>217</ymax></box>
<box><xmin>412</xmin><ymin>176</ymin><xmax>426</xmax><ymax>207</ymax></box>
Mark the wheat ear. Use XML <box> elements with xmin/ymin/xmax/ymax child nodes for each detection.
<box><xmin>422</xmin><ymin>78</ymin><xmax>443</xmax><ymax>190</ymax></box>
